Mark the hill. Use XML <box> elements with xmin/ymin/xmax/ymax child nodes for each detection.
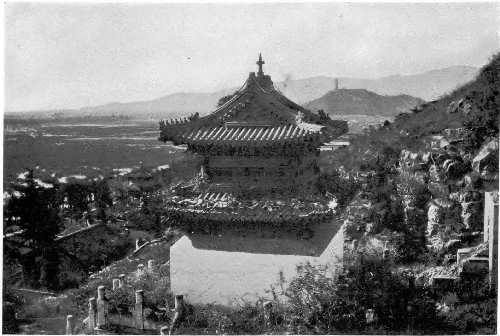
<box><xmin>304</xmin><ymin>89</ymin><xmax>424</xmax><ymax>117</ymax></box>
<box><xmin>78</xmin><ymin>90</ymin><xmax>235</xmax><ymax>119</ymax></box>
<box><xmin>6</xmin><ymin>65</ymin><xmax>478</xmax><ymax>120</ymax></box>
<box><xmin>391</xmin><ymin>54</ymin><xmax>499</xmax><ymax>138</ymax></box>
<box><xmin>327</xmin><ymin>53</ymin><xmax>499</xmax><ymax>174</ymax></box>
<box><xmin>276</xmin><ymin>65</ymin><xmax>478</xmax><ymax>104</ymax></box>
<box><xmin>79</xmin><ymin>65</ymin><xmax>475</xmax><ymax>119</ymax></box>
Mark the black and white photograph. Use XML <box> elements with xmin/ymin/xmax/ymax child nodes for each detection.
<box><xmin>2</xmin><ymin>2</ymin><xmax>499</xmax><ymax>334</ymax></box>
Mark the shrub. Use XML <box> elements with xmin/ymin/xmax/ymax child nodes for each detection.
<box><xmin>270</xmin><ymin>260</ymin><xmax>444</xmax><ymax>334</ymax></box>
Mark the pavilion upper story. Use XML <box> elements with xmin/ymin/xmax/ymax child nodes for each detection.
<box><xmin>159</xmin><ymin>54</ymin><xmax>348</xmax><ymax>196</ymax></box>
<box><xmin>159</xmin><ymin>54</ymin><xmax>347</xmax><ymax>156</ymax></box>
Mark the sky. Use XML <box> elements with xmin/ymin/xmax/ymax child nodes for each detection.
<box><xmin>5</xmin><ymin>2</ymin><xmax>500</xmax><ymax>112</ymax></box>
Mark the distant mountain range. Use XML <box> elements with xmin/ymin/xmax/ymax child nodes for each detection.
<box><xmin>276</xmin><ymin>65</ymin><xmax>478</xmax><ymax>104</ymax></box>
<box><xmin>8</xmin><ymin>65</ymin><xmax>478</xmax><ymax>119</ymax></box>
<box><xmin>305</xmin><ymin>89</ymin><xmax>425</xmax><ymax>117</ymax></box>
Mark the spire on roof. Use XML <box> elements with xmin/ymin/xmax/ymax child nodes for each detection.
<box><xmin>256</xmin><ymin>53</ymin><xmax>265</xmax><ymax>76</ymax></box>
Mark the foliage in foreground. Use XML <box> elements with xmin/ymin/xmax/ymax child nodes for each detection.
<box><xmin>176</xmin><ymin>259</ymin><xmax>496</xmax><ymax>335</ymax></box>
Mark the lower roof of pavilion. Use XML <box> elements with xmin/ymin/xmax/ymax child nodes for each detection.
<box><xmin>160</xmin><ymin>123</ymin><xmax>326</xmax><ymax>149</ymax></box>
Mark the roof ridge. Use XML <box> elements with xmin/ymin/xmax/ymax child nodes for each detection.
<box><xmin>202</xmin><ymin>80</ymin><xmax>248</xmax><ymax>118</ymax></box>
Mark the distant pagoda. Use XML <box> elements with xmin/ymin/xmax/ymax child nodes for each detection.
<box><xmin>159</xmin><ymin>55</ymin><xmax>347</xmax><ymax>230</ymax></box>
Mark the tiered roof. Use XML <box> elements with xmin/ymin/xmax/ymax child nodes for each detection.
<box><xmin>159</xmin><ymin>54</ymin><xmax>347</xmax><ymax>148</ymax></box>
<box><xmin>183</xmin><ymin>125</ymin><xmax>320</xmax><ymax>145</ymax></box>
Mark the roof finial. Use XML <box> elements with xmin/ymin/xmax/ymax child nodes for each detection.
<box><xmin>256</xmin><ymin>53</ymin><xmax>265</xmax><ymax>76</ymax></box>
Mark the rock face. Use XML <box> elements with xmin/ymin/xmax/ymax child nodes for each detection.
<box><xmin>472</xmin><ymin>139</ymin><xmax>499</xmax><ymax>181</ymax></box>
<box><xmin>396</xmin><ymin>142</ymin><xmax>489</xmax><ymax>254</ymax></box>
<box><xmin>427</xmin><ymin>201</ymin><xmax>444</xmax><ymax>237</ymax></box>
<box><xmin>461</xmin><ymin>201</ymin><xmax>483</xmax><ymax>231</ymax></box>
<box><xmin>425</xmin><ymin>197</ymin><xmax>463</xmax><ymax>248</ymax></box>
<box><xmin>447</xmin><ymin>98</ymin><xmax>473</xmax><ymax>115</ymax></box>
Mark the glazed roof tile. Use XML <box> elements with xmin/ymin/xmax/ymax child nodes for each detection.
<box><xmin>184</xmin><ymin>125</ymin><xmax>316</xmax><ymax>144</ymax></box>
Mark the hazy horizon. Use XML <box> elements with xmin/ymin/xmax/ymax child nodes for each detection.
<box><xmin>5</xmin><ymin>2</ymin><xmax>499</xmax><ymax>112</ymax></box>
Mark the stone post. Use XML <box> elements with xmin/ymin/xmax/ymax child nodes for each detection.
<box><xmin>408</xmin><ymin>275</ymin><xmax>415</xmax><ymax>295</ymax></box>
<box><xmin>382</xmin><ymin>248</ymin><xmax>390</xmax><ymax>260</ymax></box>
<box><xmin>118</xmin><ymin>274</ymin><xmax>126</xmax><ymax>288</ymax></box>
<box><xmin>169</xmin><ymin>295</ymin><xmax>185</xmax><ymax>335</ymax></box>
<box><xmin>148</xmin><ymin>259</ymin><xmax>155</xmax><ymax>272</ymax></box>
<box><xmin>135</xmin><ymin>290</ymin><xmax>145</xmax><ymax>330</ymax></box>
<box><xmin>112</xmin><ymin>278</ymin><xmax>120</xmax><ymax>290</ymax></box>
<box><xmin>88</xmin><ymin>297</ymin><xmax>97</xmax><ymax>332</ymax></box>
<box><xmin>406</xmin><ymin>303</ymin><xmax>414</xmax><ymax>334</ymax></box>
<box><xmin>365</xmin><ymin>309</ymin><xmax>375</xmax><ymax>324</ymax></box>
<box><xmin>263</xmin><ymin>301</ymin><xmax>273</xmax><ymax>328</ymax></box>
<box><xmin>66</xmin><ymin>314</ymin><xmax>74</xmax><ymax>335</ymax></box>
<box><xmin>96</xmin><ymin>286</ymin><xmax>107</xmax><ymax>330</ymax></box>
<box><xmin>174</xmin><ymin>295</ymin><xmax>184</xmax><ymax>310</ymax></box>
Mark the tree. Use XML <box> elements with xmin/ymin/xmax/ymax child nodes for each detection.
<box><xmin>93</xmin><ymin>179</ymin><xmax>113</xmax><ymax>221</ymax></box>
<box><xmin>61</xmin><ymin>181</ymin><xmax>92</xmax><ymax>221</ymax></box>
<box><xmin>317</xmin><ymin>109</ymin><xmax>331</xmax><ymax>122</ymax></box>
<box><xmin>5</xmin><ymin>171</ymin><xmax>63</xmax><ymax>289</ymax></box>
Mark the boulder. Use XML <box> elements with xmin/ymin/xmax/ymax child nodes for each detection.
<box><xmin>461</xmin><ymin>201</ymin><xmax>483</xmax><ymax>230</ymax></box>
<box><xmin>447</xmin><ymin>98</ymin><xmax>472</xmax><ymax>115</ymax></box>
<box><xmin>428</xmin><ymin>202</ymin><xmax>444</xmax><ymax>225</ymax></box>
<box><xmin>458</xmin><ymin>98</ymin><xmax>473</xmax><ymax>115</ymax></box>
<box><xmin>447</xmin><ymin>100</ymin><xmax>459</xmax><ymax>114</ymax></box>
<box><xmin>472</xmin><ymin>139</ymin><xmax>498</xmax><ymax>177</ymax></box>
<box><xmin>426</xmin><ymin>199</ymin><xmax>457</xmax><ymax>239</ymax></box>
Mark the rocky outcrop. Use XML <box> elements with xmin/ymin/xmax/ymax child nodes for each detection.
<box><xmin>461</xmin><ymin>201</ymin><xmax>483</xmax><ymax>231</ymax></box>
<box><xmin>425</xmin><ymin>197</ymin><xmax>463</xmax><ymax>250</ymax></box>
<box><xmin>426</xmin><ymin>200</ymin><xmax>445</xmax><ymax>237</ymax></box>
<box><xmin>472</xmin><ymin>139</ymin><xmax>499</xmax><ymax>181</ymax></box>
<box><xmin>447</xmin><ymin>98</ymin><xmax>472</xmax><ymax>115</ymax></box>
